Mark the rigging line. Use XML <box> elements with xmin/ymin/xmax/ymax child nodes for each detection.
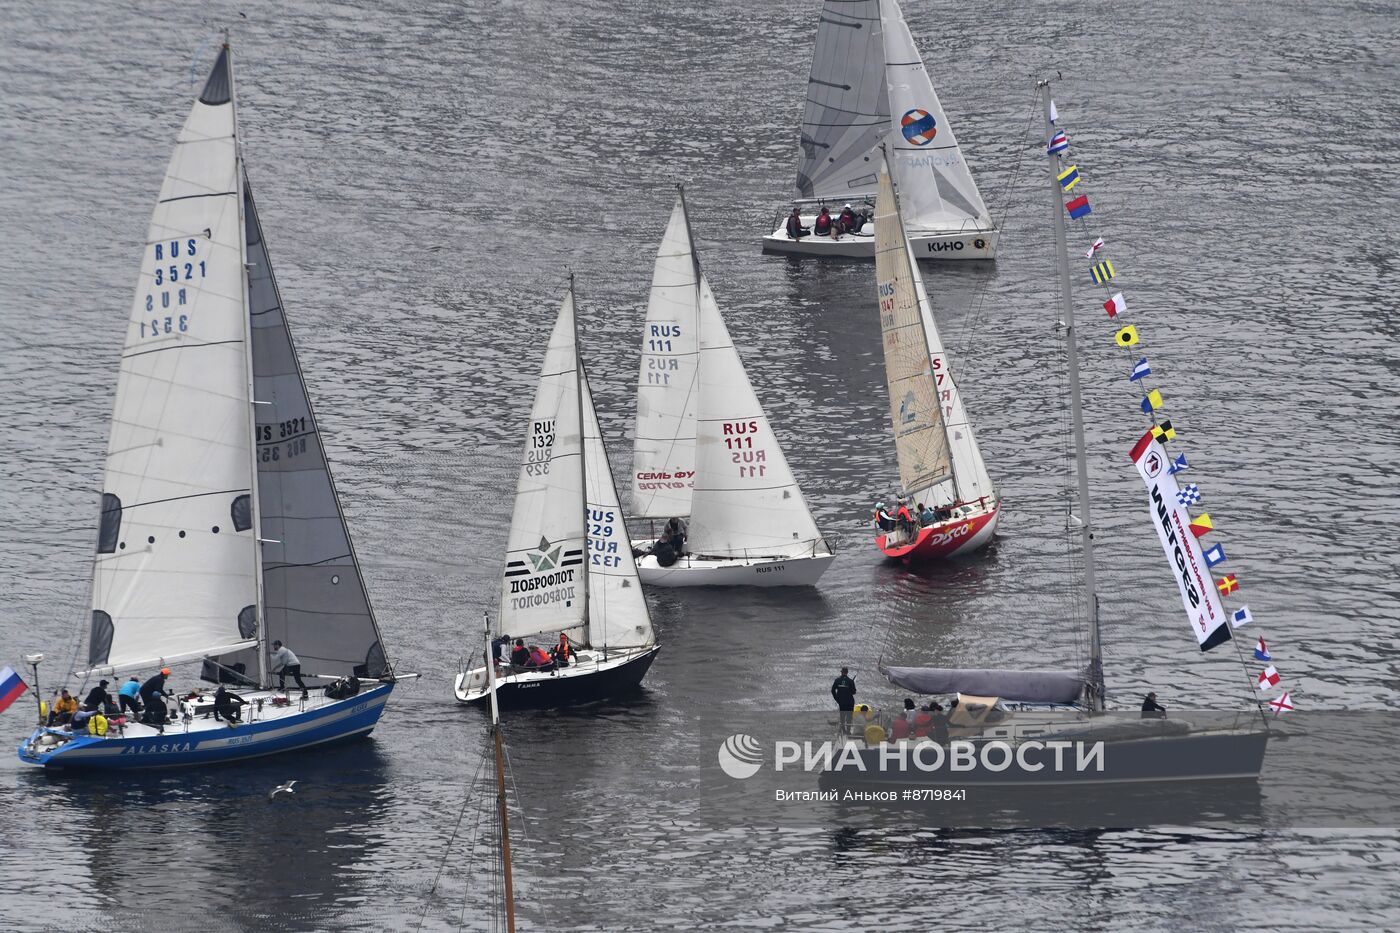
<box><xmin>413</xmin><ymin>751</ymin><xmax>491</xmax><ymax>933</ymax></box>
<box><xmin>948</xmin><ymin>84</ymin><xmax>1041</xmax><ymax>368</ymax></box>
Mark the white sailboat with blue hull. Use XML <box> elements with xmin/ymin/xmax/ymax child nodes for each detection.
<box><xmin>18</xmin><ymin>41</ymin><xmax>398</xmax><ymax>770</ymax></box>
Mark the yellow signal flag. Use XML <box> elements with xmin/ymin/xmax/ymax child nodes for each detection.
<box><xmin>1151</xmin><ymin>419</ymin><xmax>1177</xmax><ymax>442</ymax></box>
<box><xmin>1144</xmin><ymin>389</ymin><xmax>1163</xmax><ymax>412</ymax></box>
<box><xmin>1115</xmin><ymin>325</ymin><xmax>1140</xmax><ymax>347</ymax></box>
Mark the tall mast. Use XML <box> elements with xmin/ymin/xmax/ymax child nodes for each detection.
<box><xmin>569</xmin><ymin>276</ymin><xmax>592</xmax><ymax>649</ymax></box>
<box><xmin>484</xmin><ymin>613</ymin><xmax>517</xmax><ymax>932</ymax></box>
<box><xmin>228</xmin><ymin>35</ymin><xmax>269</xmax><ymax>691</ymax></box>
<box><xmin>1039</xmin><ymin>81</ymin><xmax>1104</xmax><ymax>710</ymax></box>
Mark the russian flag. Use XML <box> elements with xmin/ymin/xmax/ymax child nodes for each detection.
<box><xmin>0</xmin><ymin>666</ymin><xmax>27</xmax><ymax>714</ymax></box>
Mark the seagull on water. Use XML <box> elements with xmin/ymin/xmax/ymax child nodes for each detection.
<box><xmin>268</xmin><ymin>780</ymin><xmax>298</xmax><ymax>800</ymax></box>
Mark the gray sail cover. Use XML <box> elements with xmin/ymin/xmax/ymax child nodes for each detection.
<box><xmin>883</xmin><ymin>667</ymin><xmax>1085</xmax><ymax>704</ymax></box>
<box><xmin>795</xmin><ymin>0</ymin><xmax>889</xmax><ymax>200</ymax></box>
<box><xmin>240</xmin><ymin>180</ymin><xmax>387</xmax><ymax>678</ymax></box>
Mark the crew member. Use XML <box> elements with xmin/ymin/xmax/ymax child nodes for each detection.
<box><xmin>1141</xmin><ymin>692</ymin><xmax>1167</xmax><ymax>719</ymax></box>
<box><xmin>785</xmin><ymin>207</ymin><xmax>809</xmax><ymax>240</ymax></box>
<box><xmin>49</xmin><ymin>689</ymin><xmax>78</xmax><ymax>725</ymax></box>
<box><xmin>831</xmin><ymin>667</ymin><xmax>857</xmax><ymax>735</ymax></box>
<box><xmin>510</xmin><ymin>638</ymin><xmax>531</xmax><ymax>668</ymax></box>
<box><xmin>117</xmin><ymin>676</ymin><xmax>143</xmax><ymax>718</ymax></box>
<box><xmin>270</xmin><ymin>640</ymin><xmax>308</xmax><ymax>698</ymax></box>
<box><xmin>213</xmin><ymin>684</ymin><xmax>244</xmax><ymax>723</ymax></box>
<box><xmin>84</xmin><ymin>679</ymin><xmax>114</xmax><ymax>714</ymax></box>
<box><xmin>813</xmin><ymin>206</ymin><xmax>833</xmax><ymax>236</ymax></box>
<box><xmin>139</xmin><ymin>669</ymin><xmax>172</xmax><ymax>726</ymax></box>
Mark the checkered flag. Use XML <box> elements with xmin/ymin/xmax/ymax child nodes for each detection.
<box><xmin>1176</xmin><ymin>484</ymin><xmax>1201</xmax><ymax>507</ymax></box>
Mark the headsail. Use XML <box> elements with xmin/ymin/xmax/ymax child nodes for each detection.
<box><xmin>497</xmin><ymin>292</ymin><xmax>588</xmax><ymax>646</ymax></box>
<box><xmin>685</xmin><ymin>278</ymin><xmax>826</xmax><ymax>559</ymax></box>
<box><xmin>242</xmin><ymin>180</ymin><xmax>388</xmax><ymax>679</ymax></box>
<box><xmin>632</xmin><ymin>198</ymin><xmax>699</xmax><ymax>520</ymax></box>
<box><xmin>794</xmin><ymin>0</ymin><xmax>890</xmax><ymax>202</ymax></box>
<box><xmin>582</xmin><ymin>368</ymin><xmax>654</xmax><ymax>650</ymax></box>
<box><xmin>873</xmin><ymin>160</ymin><xmax>953</xmax><ymax>500</ymax></box>
<box><xmin>907</xmin><ymin>231</ymin><xmax>995</xmax><ymax>508</ymax></box>
<box><xmin>880</xmin><ymin>0</ymin><xmax>993</xmax><ymax>234</ymax></box>
<box><xmin>84</xmin><ymin>46</ymin><xmax>258</xmax><ymax>675</ymax></box>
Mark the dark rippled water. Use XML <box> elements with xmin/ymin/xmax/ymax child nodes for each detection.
<box><xmin>3</xmin><ymin>0</ymin><xmax>1398</xmax><ymax>929</ymax></box>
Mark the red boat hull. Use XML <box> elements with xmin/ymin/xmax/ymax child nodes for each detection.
<box><xmin>876</xmin><ymin>503</ymin><xmax>1001</xmax><ymax>563</ymax></box>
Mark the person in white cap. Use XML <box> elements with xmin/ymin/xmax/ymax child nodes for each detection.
<box><xmin>837</xmin><ymin>203</ymin><xmax>859</xmax><ymax>237</ymax></box>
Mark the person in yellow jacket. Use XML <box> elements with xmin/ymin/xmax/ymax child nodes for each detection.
<box><xmin>49</xmin><ymin>689</ymin><xmax>78</xmax><ymax>725</ymax></box>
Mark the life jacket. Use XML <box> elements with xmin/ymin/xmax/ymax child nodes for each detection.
<box><xmin>890</xmin><ymin>717</ymin><xmax>911</xmax><ymax>740</ymax></box>
<box><xmin>556</xmin><ymin>639</ymin><xmax>571</xmax><ymax>662</ymax></box>
<box><xmin>786</xmin><ymin>213</ymin><xmax>803</xmax><ymax>236</ymax></box>
<box><xmin>814</xmin><ymin>212</ymin><xmax>832</xmax><ymax>233</ymax></box>
<box><xmin>913</xmin><ymin>711</ymin><xmax>933</xmax><ymax>737</ymax></box>
<box><xmin>90</xmin><ymin>714</ymin><xmax>108</xmax><ymax>736</ymax></box>
<box><xmin>897</xmin><ymin>505</ymin><xmax>913</xmax><ymax>522</ymax></box>
<box><xmin>529</xmin><ymin>647</ymin><xmax>551</xmax><ymax>667</ymax></box>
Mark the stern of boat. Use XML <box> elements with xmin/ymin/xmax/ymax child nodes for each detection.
<box><xmin>876</xmin><ymin>499</ymin><xmax>1000</xmax><ymax>563</ymax></box>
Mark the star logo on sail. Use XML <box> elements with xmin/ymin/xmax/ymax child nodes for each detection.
<box><xmin>900</xmin><ymin>109</ymin><xmax>938</xmax><ymax>146</ymax></box>
<box><xmin>529</xmin><ymin>536</ymin><xmax>563</xmax><ymax>572</ymax></box>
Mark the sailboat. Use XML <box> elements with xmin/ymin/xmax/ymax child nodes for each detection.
<box><xmin>632</xmin><ymin>192</ymin><xmax>835</xmax><ymax>587</ymax></box>
<box><xmin>870</xmin><ymin>155</ymin><xmax>1000</xmax><ymax>562</ymax></box>
<box><xmin>455</xmin><ymin>284</ymin><xmax>659</xmax><ymax>708</ymax></box>
<box><xmin>761</xmin><ymin>0</ymin><xmax>997</xmax><ymax>261</ymax></box>
<box><xmin>18</xmin><ymin>41</ymin><xmax>398</xmax><ymax>770</ymax></box>
<box><xmin>825</xmin><ymin>84</ymin><xmax>1268</xmax><ymax>786</ymax></box>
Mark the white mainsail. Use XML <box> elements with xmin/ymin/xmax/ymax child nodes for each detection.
<box><xmin>880</xmin><ymin>0</ymin><xmax>994</xmax><ymax>234</ymax></box>
<box><xmin>794</xmin><ymin>0</ymin><xmax>889</xmax><ymax>202</ymax></box>
<box><xmin>497</xmin><ymin>293</ymin><xmax>588</xmax><ymax>646</ymax></box>
<box><xmin>685</xmin><ymin>277</ymin><xmax>826</xmax><ymax>559</ymax></box>
<box><xmin>631</xmin><ymin>198</ymin><xmax>699</xmax><ymax>520</ymax></box>
<box><xmin>581</xmin><ymin>368</ymin><xmax>654</xmax><ymax>650</ymax></box>
<box><xmin>873</xmin><ymin>162</ymin><xmax>953</xmax><ymax>501</ymax></box>
<box><xmin>86</xmin><ymin>46</ymin><xmax>259</xmax><ymax>675</ymax></box>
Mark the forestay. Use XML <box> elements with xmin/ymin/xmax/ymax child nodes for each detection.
<box><xmin>85</xmin><ymin>47</ymin><xmax>258</xmax><ymax>675</ymax></box>
<box><xmin>242</xmin><ymin>181</ymin><xmax>388</xmax><ymax>679</ymax></box>
<box><xmin>632</xmin><ymin>198</ymin><xmax>699</xmax><ymax>520</ymax></box>
<box><xmin>581</xmin><ymin>368</ymin><xmax>654</xmax><ymax>650</ymax></box>
<box><xmin>880</xmin><ymin>0</ymin><xmax>993</xmax><ymax>233</ymax></box>
<box><xmin>873</xmin><ymin>162</ymin><xmax>953</xmax><ymax>500</ymax></box>
<box><xmin>497</xmin><ymin>293</ymin><xmax>588</xmax><ymax>646</ymax></box>
<box><xmin>685</xmin><ymin>278</ymin><xmax>824</xmax><ymax>559</ymax></box>
<box><xmin>883</xmin><ymin>666</ymin><xmax>1086</xmax><ymax>704</ymax></box>
<box><xmin>795</xmin><ymin>0</ymin><xmax>890</xmax><ymax>202</ymax></box>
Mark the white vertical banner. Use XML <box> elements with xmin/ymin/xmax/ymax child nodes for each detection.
<box><xmin>1129</xmin><ymin>431</ymin><xmax>1232</xmax><ymax>651</ymax></box>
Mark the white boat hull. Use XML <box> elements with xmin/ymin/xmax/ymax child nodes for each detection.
<box><xmin>633</xmin><ymin>540</ymin><xmax>834</xmax><ymax>587</ymax></box>
<box><xmin>762</xmin><ymin>222</ymin><xmax>997</xmax><ymax>261</ymax></box>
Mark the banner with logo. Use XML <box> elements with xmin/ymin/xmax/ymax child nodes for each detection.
<box><xmin>1129</xmin><ymin>431</ymin><xmax>1232</xmax><ymax>651</ymax></box>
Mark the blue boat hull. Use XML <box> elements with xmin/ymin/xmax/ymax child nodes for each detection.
<box><xmin>17</xmin><ymin>682</ymin><xmax>394</xmax><ymax>771</ymax></box>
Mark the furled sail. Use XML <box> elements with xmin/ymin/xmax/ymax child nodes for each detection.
<box><xmin>880</xmin><ymin>0</ymin><xmax>993</xmax><ymax>234</ymax></box>
<box><xmin>794</xmin><ymin>0</ymin><xmax>889</xmax><ymax>201</ymax></box>
<box><xmin>1129</xmin><ymin>432</ymin><xmax>1232</xmax><ymax>651</ymax></box>
<box><xmin>873</xmin><ymin>161</ymin><xmax>953</xmax><ymax>500</ymax></box>
<box><xmin>685</xmin><ymin>277</ymin><xmax>826</xmax><ymax>559</ymax></box>
<box><xmin>497</xmin><ymin>292</ymin><xmax>588</xmax><ymax>646</ymax></box>
<box><xmin>883</xmin><ymin>666</ymin><xmax>1086</xmax><ymax>704</ymax></box>
<box><xmin>243</xmin><ymin>180</ymin><xmax>388</xmax><ymax>679</ymax></box>
<box><xmin>632</xmin><ymin>198</ymin><xmax>699</xmax><ymax>520</ymax></box>
<box><xmin>84</xmin><ymin>46</ymin><xmax>258</xmax><ymax>675</ymax></box>
<box><xmin>581</xmin><ymin>367</ymin><xmax>654</xmax><ymax>650</ymax></box>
